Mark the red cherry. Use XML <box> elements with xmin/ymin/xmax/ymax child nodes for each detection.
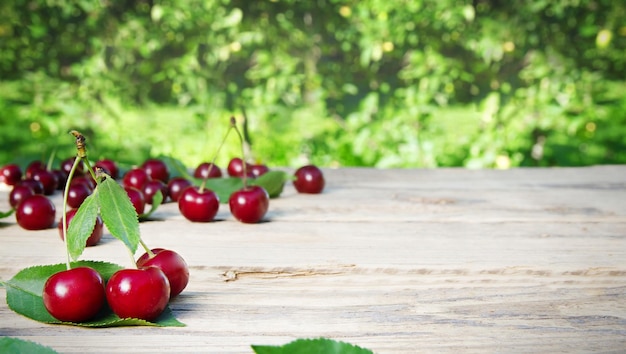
<box><xmin>43</xmin><ymin>267</ymin><xmax>105</xmax><ymax>322</ymax></box>
<box><xmin>0</xmin><ymin>164</ymin><xmax>23</xmax><ymax>186</ymax></box>
<box><xmin>293</xmin><ymin>165</ymin><xmax>325</xmax><ymax>194</ymax></box>
<box><xmin>193</xmin><ymin>162</ymin><xmax>222</xmax><ymax>179</ymax></box>
<box><xmin>66</xmin><ymin>183</ymin><xmax>91</xmax><ymax>209</ymax></box>
<box><xmin>25</xmin><ymin>160</ymin><xmax>46</xmax><ymax>179</ymax></box>
<box><xmin>60</xmin><ymin>156</ymin><xmax>85</xmax><ymax>176</ymax></box>
<box><xmin>16</xmin><ymin>194</ymin><xmax>56</xmax><ymax>230</ymax></box>
<box><xmin>178</xmin><ymin>186</ymin><xmax>220</xmax><ymax>222</ymax></box>
<box><xmin>9</xmin><ymin>185</ymin><xmax>36</xmax><ymax>209</ymax></box>
<box><xmin>136</xmin><ymin>248</ymin><xmax>189</xmax><ymax>298</ymax></box>
<box><xmin>58</xmin><ymin>209</ymin><xmax>103</xmax><ymax>247</ymax></box>
<box><xmin>16</xmin><ymin>179</ymin><xmax>44</xmax><ymax>194</ymax></box>
<box><xmin>70</xmin><ymin>175</ymin><xmax>95</xmax><ymax>191</ymax></box>
<box><xmin>105</xmin><ymin>267</ymin><xmax>170</xmax><ymax>321</ymax></box>
<box><xmin>30</xmin><ymin>169</ymin><xmax>59</xmax><ymax>195</ymax></box>
<box><xmin>141</xmin><ymin>158</ymin><xmax>169</xmax><ymax>183</ymax></box>
<box><xmin>124</xmin><ymin>186</ymin><xmax>146</xmax><ymax>216</ymax></box>
<box><xmin>227</xmin><ymin>158</ymin><xmax>253</xmax><ymax>177</ymax></box>
<box><xmin>143</xmin><ymin>179</ymin><xmax>168</xmax><ymax>204</ymax></box>
<box><xmin>123</xmin><ymin>168</ymin><xmax>150</xmax><ymax>191</ymax></box>
<box><xmin>250</xmin><ymin>164</ymin><xmax>270</xmax><ymax>177</ymax></box>
<box><xmin>95</xmin><ymin>159</ymin><xmax>119</xmax><ymax>179</ymax></box>
<box><xmin>167</xmin><ymin>177</ymin><xmax>192</xmax><ymax>202</ymax></box>
<box><xmin>228</xmin><ymin>185</ymin><xmax>269</xmax><ymax>223</ymax></box>
<box><xmin>52</xmin><ymin>169</ymin><xmax>67</xmax><ymax>190</ymax></box>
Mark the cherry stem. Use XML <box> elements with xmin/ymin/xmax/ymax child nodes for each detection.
<box><xmin>83</xmin><ymin>159</ymin><xmax>99</xmax><ymax>184</ymax></box>
<box><xmin>199</xmin><ymin>118</ymin><xmax>233</xmax><ymax>192</ymax></box>
<box><xmin>61</xmin><ymin>154</ymin><xmax>83</xmax><ymax>270</ymax></box>
<box><xmin>231</xmin><ymin>117</ymin><xmax>248</xmax><ymax>188</ymax></box>
<box><xmin>127</xmin><ymin>248</ymin><xmax>138</xmax><ymax>269</ymax></box>
<box><xmin>139</xmin><ymin>239</ymin><xmax>155</xmax><ymax>258</ymax></box>
<box><xmin>46</xmin><ymin>148</ymin><xmax>57</xmax><ymax>171</ymax></box>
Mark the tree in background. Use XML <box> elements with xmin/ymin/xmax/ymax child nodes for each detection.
<box><xmin>0</xmin><ymin>0</ymin><xmax>624</xmax><ymax>168</ymax></box>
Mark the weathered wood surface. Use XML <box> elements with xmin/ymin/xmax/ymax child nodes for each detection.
<box><xmin>1</xmin><ymin>166</ymin><xmax>625</xmax><ymax>353</ymax></box>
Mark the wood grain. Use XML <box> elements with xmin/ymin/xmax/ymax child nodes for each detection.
<box><xmin>1</xmin><ymin>166</ymin><xmax>625</xmax><ymax>353</ymax></box>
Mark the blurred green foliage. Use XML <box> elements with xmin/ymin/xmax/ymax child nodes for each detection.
<box><xmin>0</xmin><ymin>0</ymin><xmax>625</xmax><ymax>168</ymax></box>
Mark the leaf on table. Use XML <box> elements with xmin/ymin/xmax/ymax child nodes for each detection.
<box><xmin>0</xmin><ymin>208</ymin><xmax>15</xmax><ymax>218</ymax></box>
<box><xmin>3</xmin><ymin>261</ymin><xmax>185</xmax><ymax>328</ymax></box>
<box><xmin>139</xmin><ymin>189</ymin><xmax>163</xmax><ymax>221</ymax></box>
<box><xmin>201</xmin><ymin>177</ymin><xmax>244</xmax><ymax>203</ymax></box>
<box><xmin>0</xmin><ymin>337</ymin><xmax>58</xmax><ymax>354</ymax></box>
<box><xmin>251</xmin><ymin>338</ymin><xmax>374</xmax><ymax>354</ymax></box>
<box><xmin>67</xmin><ymin>192</ymin><xmax>99</xmax><ymax>261</ymax></box>
<box><xmin>97</xmin><ymin>177</ymin><xmax>141</xmax><ymax>254</ymax></box>
<box><xmin>250</xmin><ymin>170</ymin><xmax>289</xmax><ymax>198</ymax></box>
<box><xmin>160</xmin><ymin>156</ymin><xmax>193</xmax><ymax>180</ymax></box>
<box><xmin>154</xmin><ymin>156</ymin><xmax>289</xmax><ymax>201</ymax></box>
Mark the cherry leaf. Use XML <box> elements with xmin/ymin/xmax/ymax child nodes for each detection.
<box><xmin>0</xmin><ymin>209</ymin><xmax>15</xmax><ymax>218</ymax></box>
<box><xmin>67</xmin><ymin>192</ymin><xmax>99</xmax><ymax>261</ymax></box>
<box><xmin>97</xmin><ymin>177</ymin><xmax>141</xmax><ymax>254</ymax></box>
<box><xmin>201</xmin><ymin>177</ymin><xmax>244</xmax><ymax>202</ymax></box>
<box><xmin>250</xmin><ymin>171</ymin><xmax>289</xmax><ymax>198</ymax></box>
<box><xmin>251</xmin><ymin>338</ymin><xmax>374</xmax><ymax>354</ymax></box>
<box><xmin>159</xmin><ymin>156</ymin><xmax>289</xmax><ymax>201</ymax></box>
<box><xmin>2</xmin><ymin>261</ymin><xmax>185</xmax><ymax>328</ymax></box>
<box><xmin>0</xmin><ymin>337</ymin><xmax>58</xmax><ymax>354</ymax></box>
<box><xmin>139</xmin><ymin>189</ymin><xmax>163</xmax><ymax>221</ymax></box>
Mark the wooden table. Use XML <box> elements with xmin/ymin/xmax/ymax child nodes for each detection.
<box><xmin>1</xmin><ymin>167</ymin><xmax>625</xmax><ymax>353</ymax></box>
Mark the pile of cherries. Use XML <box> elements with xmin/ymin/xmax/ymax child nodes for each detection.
<box><xmin>1</xmin><ymin>152</ymin><xmax>324</xmax><ymax>323</ymax></box>
<box><xmin>1</xmin><ymin>156</ymin><xmax>192</xmax><ymax>322</ymax></box>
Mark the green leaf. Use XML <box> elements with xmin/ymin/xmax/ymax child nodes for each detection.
<box><xmin>0</xmin><ymin>337</ymin><xmax>58</xmax><ymax>354</ymax></box>
<box><xmin>139</xmin><ymin>189</ymin><xmax>163</xmax><ymax>221</ymax></box>
<box><xmin>251</xmin><ymin>338</ymin><xmax>374</xmax><ymax>354</ymax></box>
<box><xmin>160</xmin><ymin>156</ymin><xmax>193</xmax><ymax>179</ymax></box>
<box><xmin>250</xmin><ymin>170</ymin><xmax>289</xmax><ymax>198</ymax></box>
<box><xmin>67</xmin><ymin>192</ymin><xmax>99</xmax><ymax>261</ymax></box>
<box><xmin>97</xmin><ymin>177</ymin><xmax>141</xmax><ymax>254</ymax></box>
<box><xmin>2</xmin><ymin>261</ymin><xmax>185</xmax><ymax>328</ymax></box>
<box><xmin>201</xmin><ymin>177</ymin><xmax>244</xmax><ymax>203</ymax></box>
<box><xmin>0</xmin><ymin>208</ymin><xmax>15</xmax><ymax>218</ymax></box>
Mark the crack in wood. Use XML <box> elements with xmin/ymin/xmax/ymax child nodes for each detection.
<box><xmin>220</xmin><ymin>265</ymin><xmax>356</xmax><ymax>282</ymax></box>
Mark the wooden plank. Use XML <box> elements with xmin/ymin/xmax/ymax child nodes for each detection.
<box><xmin>1</xmin><ymin>166</ymin><xmax>625</xmax><ymax>353</ymax></box>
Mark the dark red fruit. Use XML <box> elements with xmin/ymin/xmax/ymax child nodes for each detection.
<box><xmin>137</xmin><ymin>248</ymin><xmax>189</xmax><ymax>298</ymax></box>
<box><xmin>141</xmin><ymin>158</ymin><xmax>169</xmax><ymax>183</ymax></box>
<box><xmin>293</xmin><ymin>165</ymin><xmax>325</xmax><ymax>194</ymax></box>
<box><xmin>250</xmin><ymin>164</ymin><xmax>270</xmax><ymax>177</ymax></box>
<box><xmin>66</xmin><ymin>183</ymin><xmax>92</xmax><ymax>209</ymax></box>
<box><xmin>95</xmin><ymin>159</ymin><xmax>119</xmax><ymax>179</ymax></box>
<box><xmin>16</xmin><ymin>179</ymin><xmax>44</xmax><ymax>194</ymax></box>
<box><xmin>167</xmin><ymin>177</ymin><xmax>192</xmax><ymax>202</ymax></box>
<box><xmin>124</xmin><ymin>186</ymin><xmax>146</xmax><ymax>216</ymax></box>
<box><xmin>193</xmin><ymin>162</ymin><xmax>222</xmax><ymax>179</ymax></box>
<box><xmin>178</xmin><ymin>186</ymin><xmax>219</xmax><ymax>222</ymax></box>
<box><xmin>0</xmin><ymin>164</ymin><xmax>22</xmax><ymax>186</ymax></box>
<box><xmin>16</xmin><ymin>194</ymin><xmax>56</xmax><ymax>230</ymax></box>
<box><xmin>9</xmin><ymin>185</ymin><xmax>35</xmax><ymax>209</ymax></box>
<box><xmin>105</xmin><ymin>267</ymin><xmax>170</xmax><ymax>321</ymax></box>
<box><xmin>61</xmin><ymin>156</ymin><xmax>85</xmax><ymax>176</ymax></box>
<box><xmin>227</xmin><ymin>158</ymin><xmax>253</xmax><ymax>178</ymax></box>
<box><xmin>143</xmin><ymin>179</ymin><xmax>168</xmax><ymax>204</ymax></box>
<box><xmin>70</xmin><ymin>175</ymin><xmax>95</xmax><ymax>191</ymax></box>
<box><xmin>25</xmin><ymin>160</ymin><xmax>46</xmax><ymax>179</ymax></box>
<box><xmin>58</xmin><ymin>209</ymin><xmax>103</xmax><ymax>247</ymax></box>
<box><xmin>228</xmin><ymin>186</ymin><xmax>269</xmax><ymax>223</ymax></box>
<box><xmin>52</xmin><ymin>169</ymin><xmax>67</xmax><ymax>190</ymax></box>
<box><xmin>43</xmin><ymin>267</ymin><xmax>105</xmax><ymax>322</ymax></box>
<box><xmin>123</xmin><ymin>168</ymin><xmax>150</xmax><ymax>191</ymax></box>
<box><xmin>30</xmin><ymin>169</ymin><xmax>58</xmax><ymax>195</ymax></box>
